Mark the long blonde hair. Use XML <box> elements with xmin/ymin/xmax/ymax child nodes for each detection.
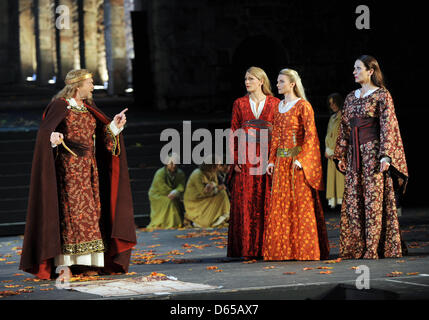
<box><xmin>246</xmin><ymin>66</ymin><xmax>273</xmax><ymax>96</ymax></box>
<box><xmin>279</xmin><ymin>68</ymin><xmax>307</xmax><ymax>101</ymax></box>
<box><xmin>52</xmin><ymin>69</ymin><xmax>93</xmax><ymax>104</ymax></box>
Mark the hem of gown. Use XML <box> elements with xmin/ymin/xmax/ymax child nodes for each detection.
<box><xmin>62</xmin><ymin>239</ymin><xmax>105</xmax><ymax>256</ymax></box>
<box><xmin>54</xmin><ymin>252</ymin><xmax>105</xmax><ymax>267</ymax></box>
<box><xmin>263</xmin><ymin>256</ymin><xmax>321</xmax><ymax>261</ymax></box>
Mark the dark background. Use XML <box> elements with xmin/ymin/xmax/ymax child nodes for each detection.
<box><xmin>131</xmin><ymin>0</ymin><xmax>427</xmax><ymax>207</ymax></box>
<box><xmin>0</xmin><ymin>0</ymin><xmax>427</xmax><ymax>230</ymax></box>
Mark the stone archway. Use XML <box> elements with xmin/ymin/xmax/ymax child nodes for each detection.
<box><xmin>230</xmin><ymin>35</ymin><xmax>288</xmax><ymax>105</ymax></box>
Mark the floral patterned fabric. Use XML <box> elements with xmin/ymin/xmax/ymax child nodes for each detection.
<box><xmin>334</xmin><ymin>87</ymin><xmax>408</xmax><ymax>259</ymax></box>
<box><xmin>55</xmin><ymin>105</ymin><xmax>117</xmax><ymax>257</ymax></box>
<box><xmin>263</xmin><ymin>99</ymin><xmax>329</xmax><ymax>261</ymax></box>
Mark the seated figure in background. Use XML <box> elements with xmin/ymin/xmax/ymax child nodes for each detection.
<box><xmin>184</xmin><ymin>156</ymin><xmax>230</xmax><ymax>228</ymax></box>
<box><xmin>147</xmin><ymin>153</ymin><xmax>186</xmax><ymax>229</ymax></box>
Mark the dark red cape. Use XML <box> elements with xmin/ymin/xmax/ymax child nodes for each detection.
<box><xmin>19</xmin><ymin>98</ymin><xmax>137</xmax><ymax>279</ymax></box>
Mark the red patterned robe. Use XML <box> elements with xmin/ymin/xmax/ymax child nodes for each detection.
<box><xmin>334</xmin><ymin>87</ymin><xmax>408</xmax><ymax>259</ymax></box>
<box><xmin>55</xmin><ymin>103</ymin><xmax>118</xmax><ymax>262</ymax></box>
<box><xmin>20</xmin><ymin>98</ymin><xmax>136</xmax><ymax>279</ymax></box>
<box><xmin>227</xmin><ymin>95</ymin><xmax>279</xmax><ymax>258</ymax></box>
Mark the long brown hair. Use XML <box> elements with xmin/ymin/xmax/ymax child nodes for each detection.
<box><xmin>327</xmin><ymin>93</ymin><xmax>344</xmax><ymax>112</ymax></box>
<box><xmin>357</xmin><ymin>55</ymin><xmax>386</xmax><ymax>89</ymax></box>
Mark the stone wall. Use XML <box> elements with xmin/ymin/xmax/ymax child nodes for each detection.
<box><xmin>4</xmin><ymin>0</ymin><xmax>129</xmax><ymax>93</ymax></box>
<box><xmin>133</xmin><ymin>0</ymin><xmax>374</xmax><ymax>112</ymax></box>
<box><xmin>0</xmin><ymin>0</ymin><xmax>21</xmax><ymax>85</ymax></box>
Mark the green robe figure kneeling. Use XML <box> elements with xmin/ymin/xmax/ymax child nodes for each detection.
<box><xmin>184</xmin><ymin>161</ymin><xmax>230</xmax><ymax>228</ymax></box>
<box><xmin>147</xmin><ymin>157</ymin><xmax>186</xmax><ymax>229</ymax></box>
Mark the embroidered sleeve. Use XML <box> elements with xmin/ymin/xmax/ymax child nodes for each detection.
<box><xmin>334</xmin><ymin>96</ymin><xmax>351</xmax><ymax>165</ymax></box>
<box><xmin>229</xmin><ymin>99</ymin><xmax>242</xmax><ymax>165</ymax></box>
<box><xmin>295</xmin><ymin>101</ymin><xmax>323</xmax><ymax>190</ymax></box>
<box><xmin>103</xmin><ymin>122</ymin><xmax>121</xmax><ymax>156</ymax></box>
<box><xmin>268</xmin><ymin>111</ymin><xmax>280</xmax><ymax>165</ymax></box>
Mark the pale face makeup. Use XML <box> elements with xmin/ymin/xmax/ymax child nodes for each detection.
<box><xmin>276</xmin><ymin>74</ymin><xmax>294</xmax><ymax>96</ymax></box>
<box><xmin>77</xmin><ymin>77</ymin><xmax>94</xmax><ymax>100</ymax></box>
<box><xmin>353</xmin><ymin>59</ymin><xmax>373</xmax><ymax>85</ymax></box>
<box><xmin>244</xmin><ymin>72</ymin><xmax>263</xmax><ymax>93</ymax></box>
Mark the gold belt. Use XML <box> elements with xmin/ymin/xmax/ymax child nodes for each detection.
<box><xmin>274</xmin><ymin>146</ymin><xmax>302</xmax><ymax>202</ymax></box>
<box><xmin>276</xmin><ymin>146</ymin><xmax>302</xmax><ymax>157</ymax></box>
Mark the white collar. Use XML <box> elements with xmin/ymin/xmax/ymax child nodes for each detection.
<box><xmin>67</xmin><ymin>98</ymin><xmax>84</xmax><ymax>110</ymax></box>
<box><xmin>279</xmin><ymin>98</ymin><xmax>301</xmax><ymax>113</ymax></box>
<box><xmin>249</xmin><ymin>96</ymin><xmax>266</xmax><ymax>119</ymax></box>
<box><xmin>355</xmin><ymin>87</ymin><xmax>379</xmax><ymax>98</ymax></box>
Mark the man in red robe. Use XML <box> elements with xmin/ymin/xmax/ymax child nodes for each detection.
<box><xmin>19</xmin><ymin>69</ymin><xmax>137</xmax><ymax>279</ymax></box>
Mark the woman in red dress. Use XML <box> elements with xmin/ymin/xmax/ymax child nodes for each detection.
<box><xmin>227</xmin><ymin>66</ymin><xmax>280</xmax><ymax>259</ymax></box>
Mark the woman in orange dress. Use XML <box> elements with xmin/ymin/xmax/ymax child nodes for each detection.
<box><xmin>264</xmin><ymin>68</ymin><xmax>329</xmax><ymax>261</ymax></box>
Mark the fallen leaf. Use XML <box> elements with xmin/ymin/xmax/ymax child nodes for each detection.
<box><xmin>242</xmin><ymin>259</ymin><xmax>257</xmax><ymax>264</ymax></box>
<box><xmin>303</xmin><ymin>267</ymin><xmax>314</xmax><ymax>271</ymax></box>
<box><xmin>324</xmin><ymin>258</ymin><xmax>342</xmax><ymax>264</ymax></box>
<box><xmin>4</xmin><ymin>285</ymin><xmax>22</xmax><ymax>288</ymax></box>
<box><xmin>350</xmin><ymin>266</ymin><xmax>359</xmax><ymax>270</ymax></box>
<box><xmin>149</xmin><ymin>272</ymin><xmax>166</xmax><ymax>277</ymax></box>
<box><xmin>17</xmin><ymin>289</ymin><xmax>33</xmax><ymax>293</ymax></box>
<box><xmin>386</xmin><ymin>271</ymin><xmax>403</xmax><ymax>277</ymax></box>
<box><xmin>0</xmin><ymin>290</ymin><xmax>20</xmax><ymax>297</ymax></box>
<box><xmin>13</xmin><ymin>273</ymin><xmax>25</xmax><ymax>276</ymax></box>
<box><xmin>406</xmin><ymin>272</ymin><xmax>419</xmax><ymax>276</ymax></box>
<box><xmin>214</xmin><ymin>270</ymin><xmax>223</xmax><ymax>273</ymax></box>
<box><xmin>206</xmin><ymin>266</ymin><xmax>218</xmax><ymax>270</ymax></box>
<box><xmin>319</xmin><ymin>271</ymin><xmax>332</xmax><ymax>274</ymax></box>
<box><xmin>317</xmin><ymin>266</ymin><xmax>333</xmax><ymax>270</ymax></box>
<box><xmin>263</xmin><ymin>266</ymin><xmax>276</xmax><ymax>269</ymax></box>
<box><xmin>283</xmin><ymin>272</ymin><xmax>296</xmax><ymax>275</ymax></box>
<box><xmin>40</xmin><ymin>288</ymin><xmax>54</xmax><ymax>291</ymax></box>
<box><xmin>126</xmin><ymin>272</ymin><xmax>137</xmax><ymax>275</ymax></box>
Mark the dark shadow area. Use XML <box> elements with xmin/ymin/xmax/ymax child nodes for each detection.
<box><xmin>317</xmin><ymin>283</ymin><xmax>399</xmax><ymax>300</ymax></box>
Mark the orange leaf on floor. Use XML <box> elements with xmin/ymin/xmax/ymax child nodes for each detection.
<box><xmin>386</xmin><ymin>271</ymin><xmax>403</xmax><ymax>277</ymax></box>
<box><xmin>242</xmin><ymin>259</ymin><xmax>257</xmax><ymax>264</ymax></box>
<box><xmin>324</xmin><ymin>258</ymin><xmax>342</xmax><ymax>264</ymax></box>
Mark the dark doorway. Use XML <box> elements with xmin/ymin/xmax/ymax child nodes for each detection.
<box><xmin>131</xmin><ymin>10</ymin><xmax>154</xmax><ymax>109</ymax></box>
